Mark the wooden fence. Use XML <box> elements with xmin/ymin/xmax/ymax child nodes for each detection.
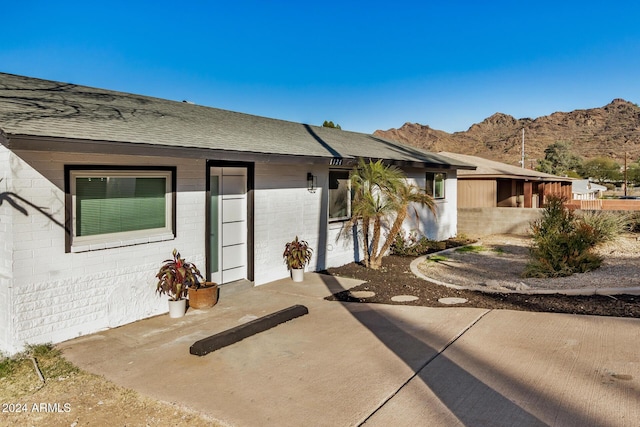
<box><xmin>566</xmin><ymin>199</ymin><xmax>640</xmax><ymax>211</ymax></box>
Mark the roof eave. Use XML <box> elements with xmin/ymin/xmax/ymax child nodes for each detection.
<box><xmin>5</xmin><ymin>134</ymin><xmax>474</xmax><ymax>170</ymax></box>
<box><xmin>458</xmin><ymin>173</ymin><xmax>573</xmax><ymax>182</ymax></box>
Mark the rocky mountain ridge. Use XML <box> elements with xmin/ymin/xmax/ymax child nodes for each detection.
<box><xmin>374</xmin><ymin>99</ymin><xmax>640</xmax><ymax>167</ymax></box>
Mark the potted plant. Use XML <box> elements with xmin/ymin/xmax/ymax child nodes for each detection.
<box><xmin>188</xmin><ymin>280</ymin><xmax>219</xmax><ymax>309</ymax></box>
<box><xmin>156</xmin><ymin>249</ymin><xmax>203</xmax><ymax>318</ymax></box>
<box><xmin>283</xmin><ymin>236</ymin><xmax>313</xmax><ymax>282</ymax></box>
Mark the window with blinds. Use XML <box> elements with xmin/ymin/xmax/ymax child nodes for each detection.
<box><xmin>69</xmin><ymin>169</ymin><xmax>174</xmax><ymax>249</ymax></box>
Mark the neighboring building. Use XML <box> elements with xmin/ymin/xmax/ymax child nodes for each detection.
<box><xmin>572</xmin><ymin>179</ymin><xmax>607</xmax><ymax>200</ymax></box>
<box><xmin>0</xmin><ymin>73</ymin><xmax>473</xmax><ymax>354</ymax></box>
<box><xmin>438</xmin><ymin>152</ymin><xmax>572</xmax><ymax>236</ymax></box>
<box><xmin>439</xmin><ymin>152</ymin><xmax>573</xmax><ymax>209</ymax></box>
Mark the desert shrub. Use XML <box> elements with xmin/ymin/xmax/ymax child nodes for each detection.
<box><xmin>391</xmin><ymin>230</ymin><xmax>440</xmax><ymax>256</ymax></box>
<box><xmin>578</xmin><ymin>211</ymin><xmax>630</xmax><ymax>241</ymax></box>
<box><xmin>524</xmin><ymin>195</ymin><xmax>604</xmax><ymax>278</ymax></box>
<box><xmin>627</xmin><ymin>212</ymin><xmax>640</xmax><ymax>233</ymax></box>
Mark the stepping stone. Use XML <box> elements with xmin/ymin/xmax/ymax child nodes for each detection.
<box><xmin>438</xmin><ymin>297</ymin><xmax>468</xmax><ymax>305</ymax></box>
<box><xmin>349</xmin><ymin>291</ymin><xmax>375</xmax><ymax>299</ymax></box>
<box><xmin>391</xmin><ymin>295</ymin><xmax>419</xmax><ymax>302</ymax></box>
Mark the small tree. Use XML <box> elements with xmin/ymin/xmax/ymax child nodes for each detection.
<box><xmin>322</xmin><ymin>120</ymin><xmax>342</xmax><ymax>129</ymax></box>
<box><xmin>347</xmin><ymin>159</ymin><xmax>436</xmax><ymax>270</ymax></box>
<box><xmin>524</xmin><ymin>195</ymin><xmax>603</xmax><ymax>278</ymax></box>
<box><xmin>625</xmin><ymin>161</ymin><xmax>640</xmax><ymax>186</ymax></box>
<box><xmin>536</xmin><ymin>141</ymin><xmax>581</xmax><ymax>176</ymax></box>
<box><xmin>578</xmin><ymin>157</ymin><xmax>622</xmax><ymax>183</ymax></box>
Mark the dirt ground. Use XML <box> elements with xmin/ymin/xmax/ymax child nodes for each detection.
<box><xmin>325</xmin><ymin>235</ymin><xmax>640</xmax><ymax>318</ymax></box>
<box><xmin>0</xmin><ymin>346</ymin><xmax>223</xmax><ymax>427</ymax></box>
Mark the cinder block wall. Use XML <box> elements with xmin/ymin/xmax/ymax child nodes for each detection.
<box><xmin>457</xmin><ymin>207</ymin><xmax>543</xmax><ymax>236</ymax></box>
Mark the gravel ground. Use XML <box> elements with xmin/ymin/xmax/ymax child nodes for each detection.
<box><xmin>417</xmin><ymin>234</ymin><xmax>640</xmax><ymax>292</ymax></box>
<box><xmin>324</xmin><ymin>234</ymin><xmax>640</xmax><ymax>318</ymax></box>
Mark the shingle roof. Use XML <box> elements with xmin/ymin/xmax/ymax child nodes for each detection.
<box><xmin>438</xmin><ymin>151</ymin><xmax>573</xmax><ymax>182</ymax></box>
<box><xmin>0</xmin><ymin>73</ymin><xmax>471</xmax><ymax>169</ymax></box>
<box><xmin>572</xmin><ymin>179</ymin><xmax>607</xmax><ymax>194</ymax></box>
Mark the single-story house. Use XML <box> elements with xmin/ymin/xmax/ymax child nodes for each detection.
<box><xmin>439</xmin><ymin>152</ymin><xmax>573</xmax><ymax>209</ymax></box>
<box><xmin>437</xmin><ymin>152</ymin><xmax>573</xmax><ymax>235</ymax></box>
<box><xmin>0</xmin><ymin>73</ymin><xmax>473</xmax><ymax>354</ymax></box>
<box><xmin>572</xmin><ymin>179</ymin><xmax>607</xmax><ymax>200</ymax></box>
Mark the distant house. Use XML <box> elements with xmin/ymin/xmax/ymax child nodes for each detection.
<box><xmin>439</xmin><ymin>152</ymin><xmax>573</xmax><ymax>208</ymax></box>
<box><xmin>572</xmin><ymin>179</ymin><xmax>607</xmax><ymax>200</ymax></box>
<box><xmin>438</xmin><ymin>152</ymin><xmax>572</xmax><ymax>235</ymax></box>
<box><xmin>0</xmin><ymin>73</ymin><xmax>473</xmax><ymax>354</ymax></box>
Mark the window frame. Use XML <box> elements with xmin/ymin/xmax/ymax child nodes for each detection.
<box><xmin>328</xmin><ymin>169</ymin><xmax>352</xmax><ymax>222</ymax></box>
<box><xmin>65</xmin><ymin>166</ymin><xmax>176</xmax><ymax>252</ymax></box>
<box><xmin>426</xmin><ymin>172</ymin><xmax>446</xmax><ymax>200</ymax></box>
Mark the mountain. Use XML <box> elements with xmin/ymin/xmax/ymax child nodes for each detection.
<box><xmin>374</xmin><ymin>99</ymin><xmax>640</xmax><ymax>167</ymax></box>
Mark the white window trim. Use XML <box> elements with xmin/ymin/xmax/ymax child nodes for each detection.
<box><xmin>70</xmin><ymin>169</ymin><xmax>174</xmax><ymax>252</ymax></box>
<box><xmin>328</xmin><ymin>169</ymin><xmax>352</xmax><ymax>222</ymax></box>
<box><xmin>427</xmin><ymin>172</ymin><xmax>447</xmax><ymax>200</ymax></box>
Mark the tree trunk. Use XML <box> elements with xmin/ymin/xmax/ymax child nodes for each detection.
<box><xmin>362</xmin><ymin>217</ymin><xmax>371</xmax><ymax>267</ymax></box>
<box><xmin>368</xmin><ymin>255</ymin><xmax>383</xmax><ymax>270</ymax></box>
<box><xmin>378</xmin><ymin>207</ymin><xmax>408</xmax><ymax>262</ymax></box>
<box><xmin>370</xmin><ymin>216</ymin><xmax>382</xmax><ymax>265</ymax></box>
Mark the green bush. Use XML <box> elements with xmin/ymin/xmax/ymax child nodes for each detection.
<box><xmin>524</xmin><ymin>195</ymin><xmax>604</xmax><ymax>278</ymax></box>
<box><xmin>627</xmin><ymin>212</ymin><xmax>640</xmax><ymax>233</ymax></box>
<box><xmin>578</xmin><ymin>211</ymin><xmax>630</xmax><ymax>241</ymax></box>
<box><xmin>391</xmin><ymin>231</ymin><xmax>441</xmax><ymax>256</ymax></box>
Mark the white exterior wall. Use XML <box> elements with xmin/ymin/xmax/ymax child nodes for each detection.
<box><xmin>3</xmin><ymin>149</ymin><xmax>207</xmax><ymax>354</ymax></box>
<box><xmin>252</xmin><ymin>163</ymin><xmax>358</xmax><ymax>285</ymax></box>
<box><xmin>252</xmin><ymin>165</ymin><xmax>458</xmax><ymax>285</ymax></box>
<box><xmin>405</xmin><ymin>169</ymin><xmax>458</xmax><ymax>241</ymax></box>
<box><xmin>0</xmin><ymin>145</ymin><xmax>14</xmax><ymax>353</ymax></box>
<box><xmin>0</xmin><ymin>148</ymin><xmax>460</xmax><ymax>354</ymax></box>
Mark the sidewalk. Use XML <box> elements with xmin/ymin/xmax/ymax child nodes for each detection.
<box><xmin>58</xmin><ymin>273</ymin><xmax>640</xmax><ymax>426</ymax></box>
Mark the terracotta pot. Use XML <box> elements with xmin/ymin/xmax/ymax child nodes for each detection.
<box><xmin>188</xmin><ymin>283</ymin><xmax>219</xmax><ymax>309</ymax></box>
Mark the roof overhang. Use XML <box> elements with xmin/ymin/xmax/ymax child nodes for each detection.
<box><xmin>458</xmin><ymin>173</ymin><xmax>573</xmax><ymax>183</ymax></box>
<box><xmin>3</xmin><ymin>134</ymin><xmax>472</xmax><ymax>170</ymax></box>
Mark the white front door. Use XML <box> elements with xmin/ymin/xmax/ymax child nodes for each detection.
<box><xmin>209</xmin><ymin>166</ymin><xmax>247</xmax><ymax>284</ymax></box>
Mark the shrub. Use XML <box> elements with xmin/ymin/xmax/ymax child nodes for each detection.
<box><xmin>390</xmin><ymin>230</ymin><xmax>440</xmax><ymax>256</ymax></box>
<box><xmin>578</xmin><ymin>211</ymin><xmax>630</xmax><ymax>242</ymax></box>
<box><xmin>627</xmin><ymin>212</ymin><xmax>640</xmax><ymax>233</ymax></box>
<box><xmin>523</xmin><ymin>195</ymin><xmax>604</xmax><ymax>278</ymax></box>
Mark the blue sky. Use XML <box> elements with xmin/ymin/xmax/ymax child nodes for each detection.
<box><xmin>2</xmin><ymin>1</ymin><xmax>640</xmax><ymax>133</ymax></box>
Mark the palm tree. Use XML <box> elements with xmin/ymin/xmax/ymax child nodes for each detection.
<box><xmin>371</xmin><ymin>181</ymin><xmax>436</xmax><ymax>269</ymax></box>
<box><xmin>347</xmin><ymin>159</ymin><xmax>436</xmax><ymax>270</ymax></box>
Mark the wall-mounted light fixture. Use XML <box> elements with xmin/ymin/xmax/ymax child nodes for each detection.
<box><xmin>307</xmin><ymin>172</ymin><xmax>317</xmax><ymax>193</ymax></box>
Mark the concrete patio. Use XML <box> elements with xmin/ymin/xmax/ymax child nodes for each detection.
<box><xmin>58</xmin><ymin>273</ymin><xmax>640</xmax><ymax>426</ymax></box>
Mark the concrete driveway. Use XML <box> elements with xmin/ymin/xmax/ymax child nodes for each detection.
<box><xmin>58</xmin><ymin>273</ymin><xmax>640</xmax><ymax>426</ymax></box>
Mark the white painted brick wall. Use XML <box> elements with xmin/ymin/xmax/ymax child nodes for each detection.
<box><xmin>3</xmin><ymin>149</ymin><xmax>207</xmax><ymax>354</ymax></box>
<box><xmin>1</xmin><ymin>147</ymin><xmax>459</xmax><ymax>354</ymax></box>
<box><xmin>0</xmin><ymin>145</ymin><xmax>14</xmax><ymax>353</ymax></box>
<box><xmin>405</xmin><ymin>169</ymin><xmax>458</xmax><ymax>241</ymax></box>
<box><xmin>253</xmin><ymin>164</ymin><xmax>359</xmax><ymax>285</ymax></box>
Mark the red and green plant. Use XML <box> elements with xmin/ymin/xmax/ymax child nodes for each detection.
<box><xmin>156</xmin><ymin>249</ymin><xmax>203</xmax><ymax>301</ymax></box>
<box><xmin>283</xmin><ymin>236</ymin><xmax>313</xmax><ymax>270</ymax></box>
